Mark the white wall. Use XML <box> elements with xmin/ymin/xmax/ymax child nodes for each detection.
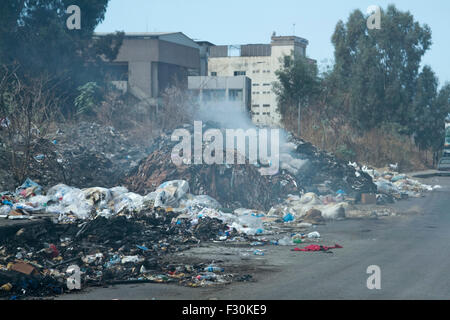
<box><xmin>208</xmin><ymin>43</ymin><xmax>299</xmax><ymax>127</ymax></box>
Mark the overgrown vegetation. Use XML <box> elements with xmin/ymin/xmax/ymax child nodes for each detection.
<box><xmin>0</xmin><ymin>0</ymin><xmax>126</xmax><ymax>185</ymax></box>
<box><xmin>274</xmin><ymin>4</ymin><xmax>450</xmax><ymax>170</ymax></box>
<box><xmin>0</xmin><ymin>0</ymin><xmax>124</xmax><ymax>116</ymax></box>
<box><xmin>0</xmin><ymin>66</ymin><xmax>63</xmax><ymax>182</ymax></box>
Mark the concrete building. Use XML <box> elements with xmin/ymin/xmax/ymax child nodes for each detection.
<box><xmin>207</xmin><ymin>35</ymin><xmax>309</xmax><ymax>126</ymax></box>
<box><xmin>188</xmin><ymin>75</ymin><xmax>251</xmax><ymax>113</ymax></box>
<box><xmin>196</xmin><ymin>41</ymin><xmax>215</xmax><ymax>78</ymax></box>
<box><xmin>95</xmin><ymin>32</ymin><xmax>201</xmax><ymax>105</ymax></box>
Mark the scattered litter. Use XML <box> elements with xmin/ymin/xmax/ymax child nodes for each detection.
<box><xmin>293</xmin><ymin>244</ymin><xmax>343</xmax><ymax>252</ymax></box>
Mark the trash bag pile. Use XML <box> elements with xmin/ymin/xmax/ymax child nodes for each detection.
<box><xmin>0</xmin><ymin>211</ymin><xmax>245</xmax><ymax>299</ymax></box>
<box><xmin>124</xmin><ymin>122</ymin><xmax>376</xmax><ymax>211</ymax></box>
<box><xmin>267</xmin><ymin>192</ymin><xmax>348</xmax><ymax>222</ymax></box>
<box><xmin>357</xmin><ymin>165</ymin><xmax>440</xmax><ymax>200</ymax></box>
<box><xmin>0</xmin><ymin>175</ymin><xmax>347</xmax><ymax>298</ymax></box>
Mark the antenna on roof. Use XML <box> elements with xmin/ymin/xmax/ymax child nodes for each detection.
<box><xmin>293</xmin><ymin>23</ymin><xmax>296</xmax><ymax>36</ymax></box>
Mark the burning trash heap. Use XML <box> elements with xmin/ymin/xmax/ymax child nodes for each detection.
<box><xmin>0</xmin><ymin>122</ymin><xmax>439</xmax><ymax>299</ymax></box>
<box><xmin>125</xmin><ymin>121</ymin><xmax>377</xmax><ymax>210</ymax></box>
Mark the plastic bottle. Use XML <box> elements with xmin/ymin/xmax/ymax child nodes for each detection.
<box><xmin>204</xmin><ymin>266</ymin><xmax>224</xmax><ymax>272</ymax></box>
<box><xmin>254</xmin><ymin>249</ymin><xmax>265</xmax><ymax>256</ymax></box>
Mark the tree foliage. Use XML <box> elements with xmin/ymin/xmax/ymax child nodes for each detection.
<box><xmin>0</xmin><ymin>0</ymin><xmax>124</xmax><ymax>115</ymax></box>
<box><xmin>330</xmin><ymin>5</ymin><xmax>433</xmax><ymax>130</ymax></box>
<box><xmin>274</xmin><ymin>4</ymin><xmax>450</xmax><ymax>154</ymax></box>
<box><xmin>273</xmin><ymin>54</ymin><xmax>320</xmax><ymax>123</ymax></box>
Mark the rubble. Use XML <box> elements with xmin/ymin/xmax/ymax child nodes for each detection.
<box><xmin>124</xmin><ymin>122</ymin><xmax>376</xmax><ymax>211</ymax></box>
<box><xmin>0</xmin><ymin>122</ymin><xmax>152</xmax><ymax>191</ymax></box>
<box><xmin>267</xmin><ymin>193</ymin><xmax>348</xmax><ymax>222</ymax></box>
<box><xmin>1</xmin><ymin>121</ymin><xmax>437</xmax><ymax>299</ymax></box>
<box><xmin>0</xmin><ymin>173</ymin><xmax>352</xmax><ymax>299</ymax></box>
<box><xmin>358</xmin><ymin>165</ymin><xmax>440</xmax><ymax>202</ymax></box>
<box><xmin>0</xmin><ymin>207</ymin><xmax>246</xmax><ymax>299</ymax></box>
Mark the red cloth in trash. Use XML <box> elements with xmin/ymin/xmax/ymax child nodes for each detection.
<box><xmin>293</xmin><ymin>244</ymin><xmax>343</xmax><ymax>252</ymax></box>
<box><xmin>49</xmin><ymin>244</ymin><xmax>60</xmax><ymax>257</ymax></box>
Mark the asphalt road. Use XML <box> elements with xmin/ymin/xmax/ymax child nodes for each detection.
<box><xmin>59</xmin><ymin>176</ymin><xmax>450</xmax><ymax>300</ymax></box>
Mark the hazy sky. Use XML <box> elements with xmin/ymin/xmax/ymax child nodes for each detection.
<box><xmin>96</xmin><ymin>0</ymin><xmax>450</xmax><ymax>87</ymax></box>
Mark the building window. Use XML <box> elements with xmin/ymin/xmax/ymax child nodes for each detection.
<box><xmin>252</xmin><ymin>83</ymin><xmax>259</xmax><ymax>87</ymax></box>
<box><xmin>252</xmin><ymin>91</ymin><xmax>259</xmax><ymax>95</ymax></box>
<box><xmin>263</xmin><ymin>83</ymin><xmax>270</xmax><ymax>86</ymax></box>
<box><xmin>211</xmin><ymin>72</ymin><xmax>217</xmax><ymax>76</ymax></box>
<box><xmin>203</xmin><ymin>89</ymin><xmax>226</xmax><ymax>101</ymax></box>
<box><xmin>229</xmin><ymin>89</ymin><xmax>243</xmax><ymax>101</ymax></box>
<box><xmin>263</xmin><ymin>104</ymin><xmax>270</xmax><ymax>107</ymax></box>
<box><xmin>234</xmin><ymin>71</ymin><xmax>246</xmax><ymax>76</ymax></box>
<box><xmin>252</xmin><ymin>104</ymin><xmax>259</xmax><ymax>108</ymax></box>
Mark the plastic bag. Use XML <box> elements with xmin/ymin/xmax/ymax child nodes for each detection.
<box><xmin>231</xmin><ymin>214</ymin><xmax>264</xmax><ymax>235</ymax></box>
<box><xmin>307</xmin><ymin>231</ymin><xmax>321</xmax><ymax>239</ymax></box>
<box><xmin>109</xmin><ymin>186</ymin><xmax>129</xmax><ymax>198</ymax></box>
<box><xmin>46</xmin><ymin>184</ymin><xmax>92</xmax><ymax>220</ymax></box>
<box><xmin>114</xmin><ymin>192</ymin><xmax>143</xmax><ymax>214</ymax></box>
<box><xmin>82</xmin><ymin>187</ymin><xmax>112</xmax><ymax>208</ymax></box>
<box><xmin>47</xmin><ymin>184</ymin><xmax>77</xmax><ymax>201</ymax></box>
<box><xmin>181</xmin><ymin>194</ymin><xmax>221</xmax><ymax>209</ymax></box>
<box><xmin>321</xmin><ymin>203</ymin><xmax>346</xmax><ymax>219</ymax></box>
<box><xmin>299</xmin><ymin>193</ymin><xmax>322</xmax><ymax>205</ymax></box>
<box><xmin>0</xmin><ymin>205</ymin><xmax>11</xmax><ymax>216</ymax></box>
<box><xmin>154</xmin><ymin>180</ymin><xmax>189</xmax><ymax>208</ymax></box>
<box><xmin>27</xmin><ymin>195</ymin><xmax>50</xmax><ymax>208</ymax></box>
<box><xmin>375</xmin><ymin>179</ymin><xmax>399</xmax><ymax>194</ymax></box>
<box><xmin>15</xmin><ymin>178</ymin><xmax>42</xmax><ymax>198</ymax></box>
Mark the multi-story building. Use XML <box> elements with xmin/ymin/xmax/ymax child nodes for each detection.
<box><xmin>207</xmin><ymin>35</ymin><xmax>309</xmax><ymax>127</ymax></box>
<box><xmin>188</xmin><ymin>75</ymin><xmax>251</xmax><ymax>113</ymax></box>
<box><xmin>95</xmin><ymin>32</ymin><xmax>201</xmax><ymax>105</ymax></box>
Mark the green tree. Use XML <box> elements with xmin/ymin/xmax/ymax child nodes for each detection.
<box><xmin>412</xmin><ymin>66</ymin><xmax>439</xmax><ymax>151</ymax></box>
<box><xmin>273</xmin><ymin>54</ymin><xmax>320</xmax><ymax>132</ymax></box>
<box><xmin>329</xmin><ymin>5</ymin><xmax>432</xmax><ymax>131</ymax></box>
<box><xmin>0</xmin><ymin>0</ymin><xmax>124</xmax><ymax>115</ymax></box>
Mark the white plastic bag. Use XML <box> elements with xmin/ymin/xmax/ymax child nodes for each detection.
<box><xmin>154</xmin><ymin>180</ymin><xmax>189</xmax><ymax>208</ymax></box>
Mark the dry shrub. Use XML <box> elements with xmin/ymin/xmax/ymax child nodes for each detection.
<box><xmin>0</xmin><ymin>65</ymin><xmax>63</xmax><ymax>183</ymax></box>
<box><xmin>93</xmin><ymin>83</ymin><xmax>198</xmax><ymax>147</ymax></box>
<box><xmin>283</xmin><ymin>106</ymin><xmax>429</xmax><ymax>171</ymax></box>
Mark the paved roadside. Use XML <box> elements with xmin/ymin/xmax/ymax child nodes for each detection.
<box><xmin>57</xmin><ymin>176</ymin><xmax>450</xmax><ymax>300</ymax></box>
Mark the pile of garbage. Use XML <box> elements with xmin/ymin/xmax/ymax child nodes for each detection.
<box><xmin>46</xmin><ymin>122</ymin><xmax>152</xmax><ymax>188</ymax></box>
<box><xmin>125</xmin><ymin>122</ymin><xmax>376</xmax><ymax>211</ymax></box>
<box><xmin>355</xmin><ymin>165</ymin><xmax>440</xmax><ymax>201</ymax></box>
<box><xmin>0</xmin><ymin>122</ymin><xmax>152</xmax><ymax>191</ymax></box>
<box><xmin>0</xmin><ymin>175</ymin><xmax>362</xmax><ymax>298</ymax></box>
<box><xmin>0</xmin><ymin>179</ymin><xmax>258</xmax><ymax>298</ymax></box>
<box><xmin>0</xmin><ymin>211</ymin><xmax>244</xmax><ymax>299</ymax></box>
<box><xmin>267</xmin><ymin>192</ymin><xmax>348</xmax><ymax>222</ymax></box>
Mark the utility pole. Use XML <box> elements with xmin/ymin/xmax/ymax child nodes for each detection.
<box><xmin>297</xmin><ymin>100</ymin><xmax>301</xmax><ymax>137</ymax></box>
